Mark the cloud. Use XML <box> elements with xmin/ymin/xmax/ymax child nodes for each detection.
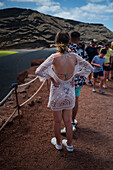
<box><xmin>80</xmin><ymin>3</ymin><xmax>113</xmax><ymax>13</ymax></box>
<box><xmin>36</xmin><ymin>0</ymin><xmax>59</xmax><ymax>6</ymax></box>
<box><xmin>10</xmin><ymin>0</ymin><xmax>37</xmax><ymax>1</ymax></box>
<box><xmin>50</xmin><ymin>2</ymin><xmax>113</xmax><ymax>24</ymax></box>
<box><xmin>88</xmin><ymin>0</ymin><xmax>104</xmax><ymax>2</ymax></box>
<box><xmin>35</xmin><ymin>0</ymin><xmax>61</xmax><ymax>14</ymax></box>
<box><xmin>8</xmin><ymin>0</ymin><xmax>113</xmax><ymax>24</ymax></box>
<box><xmin>0</xmin><ymin>2</ymin><xmax>4</xmax><ymax>7</ymax></box>
<box><xmin>37</xmin><ymin>5</ymin><xmax>60</xmax><ymax>13</ymax></box>
<box><xmin>10</xmin><ymin>0</ymin><xmax>59</xmax><ymax>5</ymax></box>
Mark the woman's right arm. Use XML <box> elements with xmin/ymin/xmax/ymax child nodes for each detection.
<box><xmin>35</xmin><ymin>55</ymin><xmax>54</xmax><ymax>81</ymax></box>
<box><xmin>75</xmin><ymin>53</ymin><xmax>94</xmax><ymax>78</ymax></box>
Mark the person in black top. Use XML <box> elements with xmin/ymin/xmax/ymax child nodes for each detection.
<box><xmin>86</xmin><ymin>40</ymin><xmax>98</xmax><ymax>86</ymax></box>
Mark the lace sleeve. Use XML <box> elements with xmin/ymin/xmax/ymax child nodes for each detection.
<box><xmin>35</xmin><ymin>55</ymin><xmax>54</xmax><ymax>82</ymax></box>
<box><xmin>76</xmin><ymin>54</ymin><xmax>93</xmax><ymax>78</ymax></box>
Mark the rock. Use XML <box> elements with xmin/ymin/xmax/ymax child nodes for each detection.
<box><xmin>36</xmin><ymin>97</ymin><xmax>42</xmax><ymax>103</ymax></box>
<box><xmin>16</xmin><ymin>70</ymin><xmax>28</xmax><ymax>84</ymax></box>
<box><xmin>24</xmin><ymin>78</ymin><xmax>33</xmax><ymax>83</ymax></box>
<box><xmin>9</xmin><ymin>110</ymin><xmax>23</xmax><ymax>122</ymax></box>
<box><xmin>28</xmin><ymin>100</ymin><xmax>35</xmax><ymax>107</ymax></box>
<box><xmin>28</xmin><ymin>74</ymin><xmax>36</xmax><ymax>79</ymax></box>
<box><xmin>25</xmin><ymin>85</ymin><xmax>31</xmax><ymax>89</ymax></box>
<box><xmin>22</xmin><ymin>94</ymin><xmax>27</xmax><ymax>99</ymax></box>
<box><xmin>7</xmin><ymin>101</ymin><xmax>14</xmax><ymax>105</ymax></box>
<box><xmin>31</xmin><ymin>59</ymin><xmax>45</xmax><ymax>66</ymax></box>
<box><xmin>0</xmin><ymin>118</ymin><xmax>5</xmax><ymax>127</ymax></box>
<box><xmin>17</xmin><ymin>87</ymin><xmax>27</xmax><ymax>94</ymax></box>
<box><xmin>0</xmin><ymin>110</ymin><xmax>23</xmax><ymax>127</ymax></box>
<box><xmin>0</xmin><ymin>8</ymin><xmax>113</xmax><ymax>50</ymax></box>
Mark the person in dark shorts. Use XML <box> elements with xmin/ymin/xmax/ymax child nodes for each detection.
<box><xmin>110</xmin><ymin>42</ymin><xmax>113</xmax><ymax>79</ymax></box>
<box><xmin>103</xmin><ymin>43</ymin><xmax>113</xmax><ymax>88</ymax></box>
<box><xmin>61</xmin><ymin>31</ymin><xmax>88</xmax><ymax>134</ymax></box>
<box><xmin>86</xmin><ymin>40</ymin><xmax>98</xmax><ymax>86</ymax></box>
<box><xmin>91</xmin><ymin>49</ymin><xmax>107</xmax><ymax>93</ymax></box>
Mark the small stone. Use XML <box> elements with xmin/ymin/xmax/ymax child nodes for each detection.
<box><xmin>36</xmin><ymin>97</ymin><xmax>42</xmax><ymax>103</ymax></box>
<box><xmin>22</xmin><ymin>94</ymin><xmax>27</xmax><ymax>99</ymax></box>
<box><xmin>28</xmin><ymin>100</ymin><xmax>35</xmax><ymax>107</ymax></box>
<box><xmin>25</xmin><ymin>85</ymin><xmax>31</xmax><ymax>89</ymax></box>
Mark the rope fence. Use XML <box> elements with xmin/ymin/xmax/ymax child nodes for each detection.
<box><xmin>18</xmin><ymin>75</ymin><xmax>39</xmax><ymax>87</ymax></box>
<box><xmin>20</xmin><ymin>80</ymin><xmax>46</xmax><ymax>107</ymax></box>
<box><xmin>0</xmin><ymin>75</ymin><xmax>39</xmax><ymax>106</ymax></box>
<box><xmin>0</xmin><ymin>76</ymin><xmax>46</xmax><ymax>131</ymax></box>
<box><xmin>0</xmin><ymin>88</ymin><xmax>15</xmax><ymax>106</ymax></box>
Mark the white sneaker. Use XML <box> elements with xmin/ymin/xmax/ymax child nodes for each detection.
<box><xmin>74</xmin><ymin>119</ymin><xmax>78</xmax><ymax>125</ymax></box>
<box><xmin>51</xmin><ymin>137</ymin><xmax>62</xmax><ymax>150</ymax></box>
<box><xmin>103</xmin><ymin>85</ymin><xmax>107</xmax><ymax>89</ymax></box>
<box><xmin>72</xmin><ymin>123</ymin><xmax>76</xmax><ymax>131</ymax></box>
<box><xmin>92</xmin><ymin>89</ymin><xmax>96</xmax><ymax>92</ymax></box>
<box><xmin>61</xmin><ymin>125</ymin><xmax>76</xmax><ymax>133</ymax></box>
<box><xmin>62</xmin><ymin>139</ymin><xmax>73</xmax><ymax>152</ymax></box>
<box><xmin>61</xmin><ymin>127</ymin><xmax>66</xmax><ymax>133</ymax></box>
<box><xmin>72</xmin><ymin>125</ymin><xmax>76</xmax><ymax>131</ymax></box>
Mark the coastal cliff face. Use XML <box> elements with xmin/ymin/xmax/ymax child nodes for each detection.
<box><xmin>0</xmin><ymin>8</ymin><xmax>113</xmax><ymax>49</ymax></box>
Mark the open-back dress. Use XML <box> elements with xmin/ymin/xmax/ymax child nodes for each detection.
<box><xmin>35</xmin><ymin>52</ymin><xmax>93</xmax><ymax>111</ymax></box>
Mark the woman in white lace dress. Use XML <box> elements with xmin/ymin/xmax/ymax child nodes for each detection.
<box><xmin>35</xmin><ymin>31</ymin><xmax>93</xmax><ymax>152</ymax></box>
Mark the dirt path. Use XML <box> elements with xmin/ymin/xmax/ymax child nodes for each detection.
<box><xmin>0</xmin><ymin>76</ymin><xmax>113</xmax><ymax>170</ymax></box>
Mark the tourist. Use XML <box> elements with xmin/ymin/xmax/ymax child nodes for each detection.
<box><xmin>35</xmin><ymin>31</ymin><xmax>93</xmax><ymax>152</ymax></box>
<box><xmin>110</xmin><ymin>42</ymin><xmax>113</xmax><ymax>79</ymax></box>
<box><xmin>86</xmin><ymin>40</ymin><xmax>98</xmax><ymax>86</ymax></box>
<box><xmin>61</xmin><ymin>31</ymin><xmax>88</xmax><ymax>133</ymax></box>
<box><xmin>91</xmin><ymin>48</ymin><xmax>107</xmax><ymax>93</ymax></box>
<box><xmin>103</xmin><ymin>43</ymin><xmax>113</xmax><ymax>88</ymax></box>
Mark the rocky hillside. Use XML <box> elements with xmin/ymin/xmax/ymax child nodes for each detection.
<box><xmin>0</xmin><ymin>8</ymin><xmax>113</xmax><ymax>49</ymax></box>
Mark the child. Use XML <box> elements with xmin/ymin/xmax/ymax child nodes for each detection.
<box><xmin>91</xmin><ymin>49</ymin><xmax>107</xmax><ymax>93</ymax></box>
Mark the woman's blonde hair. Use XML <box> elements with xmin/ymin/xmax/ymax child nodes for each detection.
<box><xmin>55</xmin><ymin>31</ymin><xmax>69</xmax><ymax>53</ymax></box>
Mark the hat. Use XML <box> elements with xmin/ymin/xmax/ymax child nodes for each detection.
<box><xmin>91</xmin><ymin>39</ymin><xmax>97</xmax><ymax>44</ymax></box>
<box><xmin>90</xmin><ymin>40</ymin><xmax>95</xmax><ymax>43</ymax></box>
<box><xmin>98</xmin><ymin>45</ymin><xmax>103</xmax><ymax>48</ymax></box>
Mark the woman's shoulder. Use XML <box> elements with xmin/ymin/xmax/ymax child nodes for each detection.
<box><xmin>69</xmin><ymin>52</ymin><xmax>80</xmax><ymax>60</ymax></box>
<box><xmin>69</xmin><ymin>51</ymin><xmax>78</xmax><ymax>56</ymax></box>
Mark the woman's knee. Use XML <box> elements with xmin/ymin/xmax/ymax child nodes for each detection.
<box><xmin>64</xmin><ymin>119</ymin><xmax>72</xmax><ymax>128</ymax></box>
<box><xmin>53</xmin><ymin>111</ymin><xmax>62</xmax><ymax>123</ymax></box>
<box><xmin>54</xmin><ymin>119</ymin><xmax>61</xmax><ymax>125</ymax></box>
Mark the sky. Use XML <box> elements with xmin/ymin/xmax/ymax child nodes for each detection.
<box><xmin>0</xmin><ymin>0</ymin><xmax>113</xmax><ymax>32</ymax></box>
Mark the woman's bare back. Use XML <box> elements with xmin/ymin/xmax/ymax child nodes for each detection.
<box><xmin>52</xmin><ymin>52</ymin><xmax>77</xmax><ymax>80</ymax></box>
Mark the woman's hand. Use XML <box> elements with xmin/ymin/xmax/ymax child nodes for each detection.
<box><xmin>50</xmin><ymin>78</ymin><xmax>60</xmax><ymax>87</ymax></box>
<box><xmin>74</xmin><ymin>73</ymin><xmax>80</xmax><ymax>78</ymax></box>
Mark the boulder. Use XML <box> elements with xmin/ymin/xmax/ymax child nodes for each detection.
<box><xmin>31</xmin><ymin>59</ymin><xmax>45</xmax><ymax>66</ymax></box>
<box><xmin>16</xmin><ymin>70</ymin><xmax>28</xmax><ymax>84</ymax></box>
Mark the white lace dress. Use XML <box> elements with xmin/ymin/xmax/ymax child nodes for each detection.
<box><xmin>35</xmin><ymin>52</ymin><xmax>93</xmax><ymax>111</ymax></box>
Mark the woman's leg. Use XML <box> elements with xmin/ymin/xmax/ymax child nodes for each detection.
<box><xmin>72</xmin><ymin>96</ymin><xmax>78</xmax><ymax>122</ymax></box>
<box><xmin>62</xmin><ymin>109</ymin><xmax>73</xmax><ymax>146</ymax></box>
<box><xmin>53</xmin><ymin>110</ymin><xmax>62</xmax><ymax>145</ymax></box>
